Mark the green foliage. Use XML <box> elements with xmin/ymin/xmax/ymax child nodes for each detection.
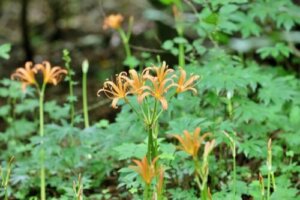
<box><xmin>0</xmin><ymin>43</ymin><xmax>11</xmax><ymax>60</ymax></box>
<box><xmin>1</xmin><ymin>0</ymin><xmax>300</xmax><ymax>199</ymax></box>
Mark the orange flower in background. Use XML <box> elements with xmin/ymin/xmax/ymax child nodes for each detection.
<box><xmin>176</xmin><ymin>67</ymin><xmax>199</xmax><ymax>94</ymax></box>
<box><xmin>121</xmin><ymin>69</ymin><xmax>150</xmax><ymax>103</ymax></box>
<box><xmin>11</xmin><ymin>61</ymin><xmax>38</xmax><ymax>91</ymax></box>
<box><xmin>130</xmin><ymin>156</ymin><xmax>158</xmax><ymax>185</ymax></box>
<box><xmin>103</xmin><ymin>14</ymin><xmax>124</xmax><ymax>30</ymax></box>
<box><xmin>35</xmin><ymin>61</ymin><xmax>67</xmax><ymax>86</ymax></box>
<box><xmin>97</xmin><ymin>72</ymin><xmax>130</xmax><ymax>108</ymax></box>
<box><xmin>173</xmin><ymin>127</ymin><xmax>211</xmax><ymax>159</ymax></box>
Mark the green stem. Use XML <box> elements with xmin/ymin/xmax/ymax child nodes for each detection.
<box><xmin>147</xmin><ymin>125</ymin><xmax>154</xmax><ymax>162</ymax></box>
<box><xmin>267</xmin><ymin>172</ymin><xmax>270</xmax><ymax>200</ymax></box>
<box><xmin>271</xmin><ymin>172</ymin><xmax>276</xmax><ymax>192</ymax></box>
<box><xmin>82</xmin><ymin>62</ymin><xmax>89</xmax><ymax>128</ymax></box>
<box><xmin>118</xmin><ymin>28</ymin><xmax>133</xmax><ymax>68</ymax></box>
<box><xmin>233</xmin><ymin>154</ymin><xmax>236</xmax><ymax>200</ymax></box>
<box><xmin>39</xmin><ymin>84</ymin><xmax>46</xmax><ymax>200</ymax></box>
<box><xmin>178</xmin><ymin>43</ymin><xmax>185</xmax><ymax>68</ymax></box>
<box><xmin>143</xmin><ymin>183</ymin><xmax>151</xmax><ymax>200</ymax></box>
<box><xmin>68</xmin><ymin>75</ymin><xmax>75</xmax><ymax>125</ymax></box>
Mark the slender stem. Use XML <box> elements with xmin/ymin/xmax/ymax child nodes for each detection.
<box><xmin>63</xmin><ymin>50</ymin><xmax>75</xmax><ymax>125</ymax></box>
<box><xmin>267</xmin><ymin>172</ymin><xmax>270</xmax><ymax>200</ymax></box>
<box><xmin>82</xmin><ymin>61</ymin><xmax>89</xmax><ymax>128</ymax></box>
<box><xmin>68</xmin><ymin>73</ymin><xmax>75</xmax><ymax>125</ymax></box>
<box><xmin>39</xmin><ymin>84</ymin><xmax>46</xmax><ymax>200</ymax></box>
<box><xmin>233</xmin><ymin>153</ymin><xmax>236</xmax><ymax>200</ymax></box>
<box><xmin>271</xmin><ymin>172</ymin><xmax>276</xmax><ymax>191</ymax></box>
<box><xmin>143</xmin><ymin>183</ymin><xmax>151</xmax><ymax>200</ymax></box>
<box><xmin>118</xmin><ymin>28</ymin><xmax>133</xmax><ymax>68</ymax></box>
<box><xmin>178</xmin><ymin>43</ymin><xmax>185</xmax><ymax>68</ymax></box>
<box><xmin>194</xmin><ymin>158</ymin><xmax>202</xmax><ymax>193</ymax></box>
<box><xmin>147</xmin><ymin>125</ymin><xmax>153</xmax><ymax>162</ymax></box>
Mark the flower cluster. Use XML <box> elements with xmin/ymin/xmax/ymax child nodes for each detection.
<box><xmin>97</xmin><ymin>62</ymin><xmax>199</xmax><ymax>109</ymax></box>
<box><xmin>130</xmin><ymin>156</ymin><xmax>158</xmax><ymax>185</ymax></box>
<box><xmin>11</xmin><ymin>61</ymin><xmax>67</xmax><ymax>91</ymax></box>
<box><xmin>173</xmin><ymin>127</ymin><xmax>212</xmax><ymax>159</ymax></box>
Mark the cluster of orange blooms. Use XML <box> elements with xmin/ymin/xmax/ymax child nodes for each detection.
<box><xmin>11</xmin><ymin>61</ymin><xmax>67</xmax><ymax>90</ymax></box>
<box><xmin>129</xmin><ymin>127</ymin><xmax>215</xmax><ymax>186</ymax></box>
<box><xmin>97</xmin><ymin>62</ymin><xmax>199</xmax><ymax>109</ymax></box>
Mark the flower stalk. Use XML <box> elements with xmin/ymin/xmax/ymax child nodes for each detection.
<box><xmin>267</xmin><ymin>139</ymin><xmax>276</xmax><ymax>200</ymax></box>
<box><xmin>82</xmin><ymin>60</ymin><xmax>89</xmax><ymax>128</ymax></box>
<box><xmin>173</xmin><ymin>3</ymin><xmax>185</xmax><ymax>68</ymax></box>
<box><xmin>223</xmin><ymin>131</ymin><xmax>237</xmax><ymax>199</ymax></box>
<box><xmin>39</xmin><ymin>83</ymin><xmax>46</xmax><ymax>200</ymax></box>
<box><xmin>11</xmin><ymin>61</ymin><xmax>67</xmax><ymax>200</ymax></box>
<box><xmin>103</xmin><ymin>14</ymin><xmax>135</xmax><ymax>68</ymax></box>
<box><xmin>63</xmin><ymin>49</ymin><xmax>76</xmax><ymax>125</ymax></box>
<box><xmin>1</xmin><ymin>157</ymin><xmax>14</xmax><ymax>200</ymax></box>
<box><xmin>73</xmin><ymin>174</ymin><xmax>83</xmax><ymax>200</ymax></box>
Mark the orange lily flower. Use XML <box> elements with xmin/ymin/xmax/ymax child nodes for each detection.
<box><xmin>97</xmin><ymin>72</ymin><xmax>130</xmax><ymax>108</ymax></box>
<box><xmin>120</xmin><ymin>69</ymin><xmax>150</xmax><ymax>103</ymax></box>
<box><xmin>103</xmin><ymin>14</ymin><xmax>124</xmax><ymax>30</ymax></box>
<box><xmin>145</xmin><ymin>76</ymin><xmax>176</xmax><ymax>110</ymax></box>
<box><xmin>150</xmin><ymin>62</ymin><xmax>175</xmax><ymax>83</ymax></box>
<box><xmin>173</xmin><ymin>127</ymin><xmax>211</xmax><ymax>159</ymax></box>
<box><xmin>130</xmin><ymin>156</ymin><xmax>158</xmax><ymax>185</ymax></box>
<box><xmin>11</xmin><ymin>61</ymin><xmax>38</xmax><ymax>91</ymax></box>
<box><xmin>144</xmin><ymin>62</ymin><xmax>176</xmax><ymax>110</ymax></box>
<box><xmin>176</xmin><ymin>67</ymin><xmax>199</xmax><ymax>94</ymax></box>
<box><xmin>34</xmin><ymin>61</ymin><xmax>67</xmax><ymax>85</ymax></box>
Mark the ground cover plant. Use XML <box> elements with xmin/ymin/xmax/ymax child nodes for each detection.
<box><xmin>0</xmin><ymin>0</ymin><xmax>300</xmax><ymax>199</ymax></box>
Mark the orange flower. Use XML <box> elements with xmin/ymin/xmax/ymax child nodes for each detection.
<box><xmin>11</xmin><ymin>61</ymin><xmax>38</xmax><ymax>91</ymax></box>
<box><xmin>150</xmin><ymin>62</ymin><xmax>175</xmax><ymax>83</ymax></box>
<box><xmin>34</xmin><ymin>61</ymin><xmax>67</xmax><ymax>85</ymax></box>
<box><xmin>130</xmin><ymin>156</ymin><xmax>158</xmax><ymax>185</ymax></box>
<box><xmin>146</xmin><ymin>76</ymin><xmax>175</xmax><ymax>110</ymax></box>
<box><xmin>176</xmin><ymin>67</ymin><xmax>199</xmax><ymax>94</ymax></box>
<box><xmin>103</xmin><ymin>14</ymin><xmax>124</xmax><ymax>30</ymax></box>
<box><xmin>97</xmin><ymin>72</ymin><xmax>130</xmax><ymax>108</ymax></box>
<box><xmin>173</xmin><ymin>127</ymin><xmax>211</xmax><ymax>159</ymax></box>
<box><xmin>144</xmin><ymin>62</ymin><xmax>176</xmax><ymax>110</ymax></box>
<box><xmin>120</xmin><ymin>69</ymin><xmax>150</xmax><ymax>103</ymax></box>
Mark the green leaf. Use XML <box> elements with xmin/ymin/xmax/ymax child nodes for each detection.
<box><xmin>114</xmin><ymin>143</ymin><xmax>147</xmax><ymax>160</ymax></box>
<box><xmin>162</xmin><ymin>40</ymin><xmax>174</xmax><ymax>50</ymax></box>
<box><xmin>257</xmin><ymin>43</ymin><xmax>291</xmax><ymax>59</ymax></box>
<box><xmin>123</xmin><ymin>56</ymin><xmax>140</xmax><ymax>68</ymax></box>
<box><xmin>258</xmin><ymin>76</ymin><xmax>297</xmax><ymax>105</ymax></box>
<box><xmin>0</xmin><ymin>43</ymin><xmax>11</xmax><ymax>60</ymax></box>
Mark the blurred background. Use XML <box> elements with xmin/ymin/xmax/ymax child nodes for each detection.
<box><xmin>0</xmin><ymin>0</ymin><xmax>173</xmax><ymax>121</ymax></box>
